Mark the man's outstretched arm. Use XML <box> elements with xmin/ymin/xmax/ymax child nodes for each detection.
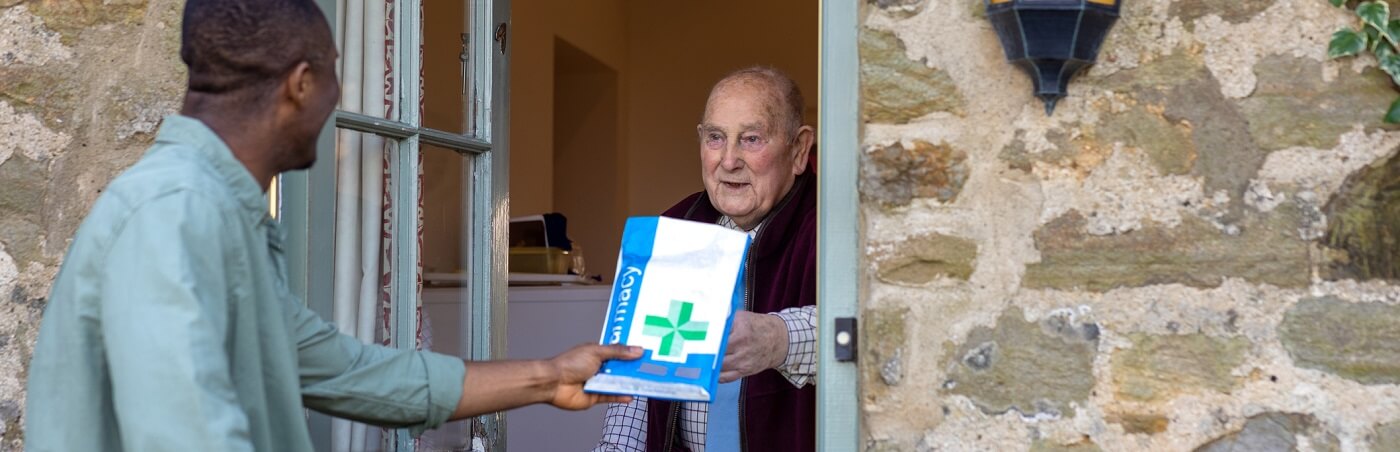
<box><xmin>450</xmin><ymin>344</ymin><xmax>643</xmax><ymax>419</ymax></box>
<box><xmin>295</xmin><ymin>305</ymin><xmax>640</xmax><ymax>431</ymax></box>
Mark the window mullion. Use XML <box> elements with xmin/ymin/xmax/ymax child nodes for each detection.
<box><xmin>396</xmin><ymin>0</ymin><xmax>417</xmax><ymax>129</ymax></box>
<box><xmin>391</xmin><ymin>0</ymin><xmax>422</xmax><ymax>450</ymax></box>
<box><xmin>390</xmin><ymin>134</ymin><xmax>421</xmax><ymax>452</ymax></box>
<box><xmin>392</xmin><ymin>0</ymin><xmax>421</xmax><ymax>354</ymax></box>
<box><xmin>473</xmin><ymin>0</ymin><xmax>492</xmax><ymax>141</ymax></box>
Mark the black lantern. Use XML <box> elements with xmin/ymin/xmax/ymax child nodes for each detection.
<box><xmin>985</xmin><ymin>0</ymin><xmax>1123</xmax><ymax>115</ymax></box>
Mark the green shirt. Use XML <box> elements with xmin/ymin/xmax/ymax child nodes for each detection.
<box><xmin>25</xmin><ymin>116</ymin><xmax>466</xmax><ymax>451</ymax></box>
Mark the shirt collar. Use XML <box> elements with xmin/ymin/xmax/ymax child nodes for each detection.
<box><xmin>718</xmin><ymin>215</ymin><xmax>763</xmax><ymax>238</ymax></box>
<box><xmin>153</xmin><ymin>115</ymin><xmax>270</xmax><ymax>224</ymax></box>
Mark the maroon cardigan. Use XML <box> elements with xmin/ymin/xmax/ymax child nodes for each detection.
<box><xmin>646</xmin><ymin>172</ymin><xmax>817</xmax><ymax>452</ymax></box>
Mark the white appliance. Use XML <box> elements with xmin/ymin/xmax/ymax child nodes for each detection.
<box><xmin>420</xmin><ymin>285</ymin><xmax>612</xmax><ymax>451</ymax></box>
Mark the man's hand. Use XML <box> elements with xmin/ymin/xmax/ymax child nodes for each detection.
<box><xmin>452</xmin><ymin>344</ymin><xmax>643</xmax><ymax>419</ymax></box>
<box><xmin>720</xmin><ymin>312</ymin><xmax>789</xmax><ymax>383</ymax></box>
<box><xmin>547</xmin><ymin>344</ymin><xmax>644</xmax><ymax>410</ymax></box>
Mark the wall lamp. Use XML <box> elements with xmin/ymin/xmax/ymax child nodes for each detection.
<box><xmin>985</xmin><ymin>0</ymin><xmax>1123</xmax><ymax>115</ymax></box>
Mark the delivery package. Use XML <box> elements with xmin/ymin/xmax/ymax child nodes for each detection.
<box><xmin>582</xmin><ymin>216</ymin><xmax>750</xmax><ymax>402</ymax></box>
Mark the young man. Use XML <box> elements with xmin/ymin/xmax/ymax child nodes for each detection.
<box><xmin>25</xmin><ymin>1</ymin><xmax>639</xmax><ymax>450</ymax></box>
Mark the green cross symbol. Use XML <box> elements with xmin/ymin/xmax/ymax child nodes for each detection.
<box><xmin>642</xmin><ymin>300</ymin><xmax>710</xmax><ymax>357</ymax></box>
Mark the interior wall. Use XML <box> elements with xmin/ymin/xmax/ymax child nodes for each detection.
<box><xmin>509</xmin><ymin>0</ymin><xmax>628</xmax><ymax>220</ymax></box>
<box><xmin>623</xmin><ymin>0</ymin><xmax>820</xmax><ymax>216</ymax></box>
<box><xmin>508</xmin><ymin>0</ymin><xmax>817</xmax><ymax>279</ymax></box>
<box><xmin>554</xmin><ymin>39</ymin><xmax>624</xmax><ymax>282</ymax></box>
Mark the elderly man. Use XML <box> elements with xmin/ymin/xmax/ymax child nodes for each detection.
<box><xmin>597</xmin><ymin>66</ymin><xmax>817</xmax><ymax>451</ymax></box>
<box><xmin>24</xmin><ymin>1</ymin><xmax>639</xmax><ymax>450</ymax></box>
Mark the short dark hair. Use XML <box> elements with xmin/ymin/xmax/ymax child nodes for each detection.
<box><xmin>180</xmin><ymin>0</ymin><xmax>334</xmax><ymax>106</ymax></box>
<box><xmin>709</xmin><ymin>66</ymin><xmax>806</xmax><ymax>137</ymax></box>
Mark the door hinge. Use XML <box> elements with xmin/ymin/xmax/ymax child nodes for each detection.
<box><xmin>835</xmin><ymin>317</ymin><xmax>857</xmax><ymax>362</ymax></box>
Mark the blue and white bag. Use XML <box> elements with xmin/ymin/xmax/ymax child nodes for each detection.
<box><xmin>583</xmin><ymin>216</ymin><xmax>750</xmax><ymax>402</ymax></box>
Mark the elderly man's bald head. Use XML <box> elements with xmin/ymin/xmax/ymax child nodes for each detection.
<box><xmin>696</xmin><ymin>66</ymin><xmax>813</xmax><ymax>230</ymax></box>
<box><xmin>704</xmin><ymin>66</ymin><xmax>805</xmax><ymax>139</ymax></box>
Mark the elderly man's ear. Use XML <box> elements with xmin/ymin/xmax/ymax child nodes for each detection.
<box><xmin>791</xmin><ymin>125</ymin><xmax>815</xmax><ymax>176</ymax></box>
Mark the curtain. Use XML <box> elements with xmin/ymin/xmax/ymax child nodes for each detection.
<box><xmin>333</xmin><ymin>0</ymin><xmax>390</xmax><ymax>449</ymax></box>
<box><xmin>332</xmin><ymin>0</ymin><xmax>439</xmax><ymax>448</ymax></box>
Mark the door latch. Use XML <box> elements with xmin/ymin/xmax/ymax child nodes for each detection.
<box><xmin>459</xmin><ymin>33</ymin><xmax>469</xmax><ymax>94</ymax></box>
<box><xmin>494</xmin><ymin>23</ymin><xmax>508</xmax><ymax>55</ymax></box>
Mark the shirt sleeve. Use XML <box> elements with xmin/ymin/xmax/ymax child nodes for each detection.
<box><xmin>289</xmin><ymin>294</ymin><xmax>466</xmax><ymax>436</ymax></box>
<box><xmin>99</xmin><ymin>192</ymin><xmax>255</xmax><ymax>452</ymax></box>
<box><xmin>594</xmin><ymin>398</ymin><xmax>649</xmax><ymax>452</ymax></box>
<box><xmin>772</xmin><ymin>305</ymin><xmax>817</xmax><ymax>387</ymax></box>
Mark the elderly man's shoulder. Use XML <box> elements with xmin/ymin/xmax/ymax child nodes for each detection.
<box><xmin>661</xmin><ymin>190</ymin><xmax>713</xmax><ymax>220</ymax></box>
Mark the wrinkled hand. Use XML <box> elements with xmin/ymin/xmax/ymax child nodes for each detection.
<box><xmin>720</xmin><ymin>312</ymin><xmax>789</xmax><ymax>383</ymax></box>
<box><xmin>547</xmin><ymin>344</ymin><xmax>644</xmax><ymax>410</ymax></box>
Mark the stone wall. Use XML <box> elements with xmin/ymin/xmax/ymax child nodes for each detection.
<box><xmin>859</xmin><ymin>0</ymin><xmax>1400</xmax><ymax>450</ymax></box>
<box><xmin>0</xmin><ymin>0</ymin><xmax>185</xmax><ymax>447</ymax></box>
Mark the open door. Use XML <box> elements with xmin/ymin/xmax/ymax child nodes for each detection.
<box><xmin>281</xmin><ymin>0</ymin><xmax>510</xmax><ymax>450</ymax></box>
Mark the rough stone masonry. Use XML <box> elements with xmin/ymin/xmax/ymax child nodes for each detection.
<box><xmin>860</xmin><ymin>0</ymin><xmax>1400</xmax><ymax>450</ymax></box>
<box><xmin>0</xmin><ymin>0</ymin><xmax>185</xmax><ymax>448</ymax></box>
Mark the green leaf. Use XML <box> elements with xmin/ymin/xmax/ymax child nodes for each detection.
<box><xmin>1381</xmin><ymin>52</ymin><xmax>1400</xmax><ymax>73</ymax></box>
<box><xmin>1378</xmin><ymin>43</ymin><xmax>1394</xmax><ymax>60</ymax></box>
<box><xmin>1359</xmin><ymin>1</ymin><xmax>1390</xmax><ymax>30</ymax></box>
<box><xmin>1330</xmin><ymin>28</ymin><xmax>1369</xmax><ymax>58</ymax></box>
<box><xmin>1386</xmin><ymin>19</ymin><xmax>1400</xmax><ymax>45</ymax></box>
<box><xmin>1380</xmin><ymin>53</ymin><xmax>1400</xmax><ymax>85</ymax></box>
<box><xmin>1385</xmin><ymin>96</ymin><xmax>1400</xmax><ymax>123</ymax></box>
<box><xmin>1368</xmin><ymin>25</ymin><xmax>1383</xmax><ymax>50</ymax></box>
<box><xmin>1332</xmin><ymin>0</ymin><xmax>1346</xmax><ymax>6</ymax></box>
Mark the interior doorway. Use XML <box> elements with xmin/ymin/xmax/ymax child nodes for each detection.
<box><xmin>500</xmin><ymin>0</ymin><xmax>818</xmax><ymax>450</ymax></box>
<box><xmin>552</xmin><ymin>38</ymin><xmax>623</xmax><ymax>283</ymax></box>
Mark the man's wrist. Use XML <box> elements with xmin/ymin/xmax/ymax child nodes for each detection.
<box><xmin>533</xmin><ymin>359</ymin><xmax>561</xmax><ymax>404</ymax></box>
<box><xmin>770</xmin><ymin>311</ymin><xmax>807</xmax><ymax>372</ymax></box>
<box><xmin>765</xmin><ymin>313</ymin><xmax>791</xmax><ymax>370</ymax></box>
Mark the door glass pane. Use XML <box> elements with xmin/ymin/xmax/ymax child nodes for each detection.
<box><xmin>422</xmin><ymin>0</ymin><xmax>478</xmax><ymax>136</ymax></box>
<box><xmin>329</xmin><ymin>127</ymin><xmax>396</xmax><ymax>451</ymax></box>
<box><xmin>334</xmin><ymin>0</ymin><xmax>398</xmax><ymax>119</ymax></box>
<box><xmin>419</xmin><ymin>143</ymin><xmax>476</xmax><ymax>450</ymax></box>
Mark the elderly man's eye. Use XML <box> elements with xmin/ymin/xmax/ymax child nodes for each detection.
<box><xmin>703</xmin><ymin>133</ymin><xmax>726</xmax><ymax>149</ymax></box>
<box><xmin>739</xmin><ymin>135</ymin><xmax>768</xmax><ymax>150</ymax></box>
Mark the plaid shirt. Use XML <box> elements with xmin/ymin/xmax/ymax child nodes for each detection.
<box><xmin>594</xmin><ymin>217</ymin><xmax>817</xmax><ymax>452</ymax></box>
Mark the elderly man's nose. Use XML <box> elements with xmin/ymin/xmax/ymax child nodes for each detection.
<box><xmin>720</xmin><ymin>144</ymin><xmax>744</xmax><ymax>170</ymax></box>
